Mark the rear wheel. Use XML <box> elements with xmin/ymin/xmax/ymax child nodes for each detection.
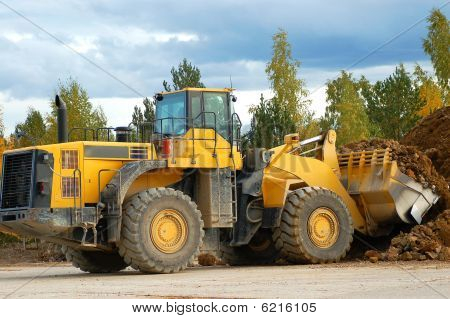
<box><xmin>62</xmin><ymin>246</ymin><xmax>127</xmax><ymax>273</ymax></box>
<box><xmin>273</xmin><ymin>187</ymin><xmax>353</xmax><ymax>264</ymax></box>
<box><xmin>119</xmin><ymin>188</ymin><xmax>204</xmax><ymax>274</ymax></box>
<box><xmin>220</xmin><ymin>228</ymin><xmax>280</xmax><ymax>265</ymax></box>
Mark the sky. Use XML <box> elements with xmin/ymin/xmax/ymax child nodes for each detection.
<box><xmin>0</xmin><ymin>0</ymin><xmax>448</xmax><ymax>135</ymax></box>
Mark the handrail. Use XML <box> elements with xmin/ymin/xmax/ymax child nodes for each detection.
<box><xmin>95</xmin><ymin>127</ymin><xmax>115</xmax><ymax>141</ymax></box>
<box><xmin>65</xmin><ymin>110</ymin><xmax>240</xmax><ymax>164</ymax></box>
<box><xmin>97</xmin><ymin>169</ymin><xmax>122</xmax><ymax>223</ymax></box>
<box><xmin>136</xmin><ymin>111</ymin><xmax>219</xmax><ymax>163</ymax></box>
<box><xmin>72</xmin><ymin>168</ymin><xmax>82</xmax><ymax>224</ymax></box>
<box><xmin>68</xmin><ymin>127</ymin><xmax>95</xmax><ymax>142</ymax></box>
<box><xmin>230</xmin><ymin>112</ymin><xmax>242</xmax><ymax>156</ymax></box>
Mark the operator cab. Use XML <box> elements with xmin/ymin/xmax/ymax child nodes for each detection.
<box><xmin>154</xmin><ymin>88</ymin><xmax>239</xmax><ymax>141</ymax></box>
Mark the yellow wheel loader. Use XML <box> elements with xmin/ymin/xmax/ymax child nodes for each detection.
<box><xmin>0</xmin><ymin>88</ymin><xmax>439</xmax><ymax>273</ymax></box>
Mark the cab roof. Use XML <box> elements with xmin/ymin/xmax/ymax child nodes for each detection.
<box><xmin>160</xmin><ymin>87</ymin><xmax>234</xmax><ymax>95</ymax></box>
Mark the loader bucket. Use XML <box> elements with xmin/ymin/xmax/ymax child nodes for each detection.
<box><xmin>338</xmin><ymin>149</ymin><xmax>439</xmax><ymax>234</ymax></box>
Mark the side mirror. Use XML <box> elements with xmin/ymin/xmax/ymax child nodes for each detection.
<box><xmin>231</xmin><ymin>95</ymin><xmax>237</xmax><ymax>102</ymax></box>
<box><xmin>154</xmin><ymin>93</ymin><xmax>164</xmax><ymax>101</ymax></box>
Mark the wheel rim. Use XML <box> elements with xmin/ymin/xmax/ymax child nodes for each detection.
<box><xmin>307</xmin><ymin>207</ymin><xmax>339</xmax><ymax>249</ymax></box>
<box><xmin>150</xmin><ymin>209</ymin><xmax>188</xmax><ymax>254</ymax></box>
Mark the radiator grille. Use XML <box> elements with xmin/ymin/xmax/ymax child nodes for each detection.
<box><xmin>61</xmin><ymin>150</ymin><xmax>78</xmax><ymax>169</ymax></box>
<box><xmin>62</xmin><ymin>176</ymin><xmax>80</xmax><ymax>198</ymax></box>
<box><xmin>1</xmin><ymin>152</ymin><xmax>34</xmax><ymax>209</ymax></box>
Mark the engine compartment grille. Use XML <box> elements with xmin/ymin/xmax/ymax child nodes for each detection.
<box><xmin>1</xmin><ymin>152</ymin><xmax>34</xmax><ymax>209</ymax></box>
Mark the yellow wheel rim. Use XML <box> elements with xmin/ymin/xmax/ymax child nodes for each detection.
<box><xmin>150</xmin><ymin>209</ymin><xmax>188</xmax><ymax>254</ymax></box>
<box><xmin>307</xmin><ymin>207</ymin><xmax>339</xmax><ymax>249</ymax></box>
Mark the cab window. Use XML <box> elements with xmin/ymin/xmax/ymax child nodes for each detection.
<box><xmin>203</xmin><ymin>92</ymin><xmax>229</xmax><ymax>138</ymax></box>
<box><xmin>155</xmin><ymin>92</ymin><xmax>186</xmax><ymax>135</ymax></box>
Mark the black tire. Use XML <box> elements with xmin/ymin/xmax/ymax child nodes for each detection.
<box><xmin>273</xmin><ymin>187</ymin><xmax>353</xmax><ymax>264</ymax></box>
<box><xmin>118</xmin><ymin>188</ymin><xmax>204</xmax><ymax>274</ymax></box>
<box><xmin>62</xmin><ymin>246</ymin><xmax>127</xmax><ymax>273</ymax></box>
<box><xmin>220</xmin><ymin>228</ymin><xmax>280</xmax><ymax>265</ymax></box>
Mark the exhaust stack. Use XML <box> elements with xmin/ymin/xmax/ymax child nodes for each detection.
<box><xmin>55</xmin><ymin>95</ymin><xmax>68</xmax><ymax>143</ymax></box>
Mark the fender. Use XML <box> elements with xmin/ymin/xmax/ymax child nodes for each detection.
<box><xmin>263</xmin><ymin>154</ymin><xmax>367</xmax><ymax>234</ymax></box>
<box><xmin>100</xmin><ymin>160</ymin><xmax>167</xmax><ymax>242</ymax></box>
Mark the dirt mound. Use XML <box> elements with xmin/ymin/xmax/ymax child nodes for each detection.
<box><xmin>198</xmin><ymin>253</ymin><xmax>219</xmax><ymax>266</ymax></box>
<box><xmin>365</xmin><ymin>210</ymin><xmax>450</xmax><ymax>262</ymax></box>
<box><xmin>402</xmin><ymin>107</ymin><xmax>450</xmax><ymax>181</ymax></box>
<box><xmin>339</xmin><ymin>139</ymin><xmax>450</xmax><ymax>208</ymax></box>
<box><xmin>340</xmin><ymin>137</ymin><xmax>450</xmax><ymax>263</ymax></box>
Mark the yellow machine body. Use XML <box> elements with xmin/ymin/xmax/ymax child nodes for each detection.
<box><xmin>0</xmin><ymin>88</ymin><xmax>438</xmax><ymax>250</ymax></box>
<box><xmin>3</xmin><ymin>128</ymin><xmax>242</xmax><ymax>210</ymax></box>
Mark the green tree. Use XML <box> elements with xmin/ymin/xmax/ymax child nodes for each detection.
<box><xmin>266</xmin><ymin>29</ymin><xmax>310</xmax><ymax>134</ymax></box>
<box><xmin>362</xmin><ymin>64</ymin><xmax>424</xmax><ymax>140</ymax></box>
<box><xmin>143</xmin><ymin>97</ymin><xmax>155</xmax><ymax>123</ymax></box>
<box><xmin>248</xmin><ymin>29</ymin><xmax>312</xmax><ymax>148</ymax></box>
<box><xmin>131</xmin><ymin>106</ymin><xmax>143</xmax><ymax>126</ymax></box>
<box><xmin>413</xmin><ymin>65</ymin><xmax>444</xmax><ymax>116</ymax></box>
<box><xmin>163</xmin><ymin>58</ymin><xmax>205</xmax><ymax>91</ymax></box>
<box><xmin>14</xmin><ymin>107</ymin><xmax>47</xmax><ymax>147</ymax></box>
<box><xmin>131</xmin><ymin>98</ymin><xmax>155</xmax><ymax>125</ymax></box>
<box><xmin>47</xmin><ymin>78</ymin><xmax>107</xmax><ymax>142</ymax></box>
<box><xmin>423</xmin><ymin>9</ymin><xmax>450</xmax><ymax>103</ymax></box>
<box><xmin>130</xmin><ymin>97</ymin><xmax>155</xmax><ymax>141</ymax></box>
<box><xmin>320</xmin><ymin>71</ymin><xmax>369</xmax><ymax>146</ymax></box>
<box><xmin>248</xmin><ymin>94</ymin><xmax>277</xmax><ymax>147</ymax></box>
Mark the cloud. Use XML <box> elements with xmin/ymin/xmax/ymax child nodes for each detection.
<box><xmin>199</xmin><ymin>59</ymin><xmax>268</xmax><ymax>90</ymax></box>
<box><xmin>151</xmin><ymin>32</ymin><xmax>200</xmax><ymax>43</ymax></box>
<box><xmin>68</xmin><ymin>35</ymin><xmax>98</xmax><ymax>54</ymax></box>
<box><xmin>107</xmin><ymin>26</ymin><xmax>200</xmax><ymax>46</ymax></box>
<box><xmin>309</xmin><ymin>86</ymin><xmax>327</xmax><ymax>117</ymax></box>
<box><xmin>2</xmin><ymin>31</ymin><xmax>33</xmax><ymax>43</ymax></box>
<box><xmin>0</xmin><ymin>0</ymin><xmax>446</xmax><ymax>135</ymax></box>
<box><xmin>0</xmin><ymin>59</ymin><xmax>435</xmax><ymax>135</ymax></box>
<box><xmin>0</xmin><ymin>91</ymin><xmax>50</xmax><ymax>135</ymax></box>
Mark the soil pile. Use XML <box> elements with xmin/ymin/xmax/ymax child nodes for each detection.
<box><xmin>365</xmin><ymin>209</ymin><xmax>450</xmax><ymax>262</ymax></box>
<box><xmin>340</xmin><ymin>136</ymin><xmax>450</xmax><ymax>262</ymax></box>
<box><xmin>402</xmin><ymin>107</ymin><xmax>450</xmax><ymax>182</ymax></box>
<box><xmin>198</xmin><ymin>253</ymin><xmax>219</xmax><ymax>266</ymax></box>
<box><xmin>339</xmin><ymin>139</ymin><xmax>450</xmax><ymax>208</ymax></box>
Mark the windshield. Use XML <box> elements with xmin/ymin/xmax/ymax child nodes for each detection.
<box><xmin>155</xmin><ymin>92</ymin><xmax>186</xmax><ymax>135</ymax></box>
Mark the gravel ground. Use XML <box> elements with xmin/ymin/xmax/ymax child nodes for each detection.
<box><xmin>0</xmin><ymin>261</ymin><xmax>449</xmax><ymax>299</ymax></box>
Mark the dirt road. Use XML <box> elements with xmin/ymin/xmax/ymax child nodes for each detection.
<box><xmin>0</xmin><ymin>261</ymin><xmax>449</xmax><ymax>299</ymax></box>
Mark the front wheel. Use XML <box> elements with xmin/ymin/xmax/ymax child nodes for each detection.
<box><xmin>273</xmin><ymin>187</ymin><xmax>353</xmax><ymax>264</ymax></box>
<box><xmin>119</xmin><ymin>188</ymin><xmax>204</xmax><ymax>274</ymax></box>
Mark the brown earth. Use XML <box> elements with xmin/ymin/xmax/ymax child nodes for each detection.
<box><xmin>402</xmin><ymin>106</ymin><xmax>450</xmax><ymax>182</ymax></box>
<box><xmin>339</xmin><ymin>138</ymin><xmax>450</xmax><ymax>209</ymax></box>
<box><xmin>365</xmin><ymin>210</ymin><xmax>450</xmax><ymax>262</ymax></box>
<box><xmin>341</xmin><ymin>108</ymin><xmax>450</xmax><ymax>262</ymax></box>
<box><xmin>0</xmin><ymin>236</ymin><xmax>65</xmax><ymax>265</ymax></box>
